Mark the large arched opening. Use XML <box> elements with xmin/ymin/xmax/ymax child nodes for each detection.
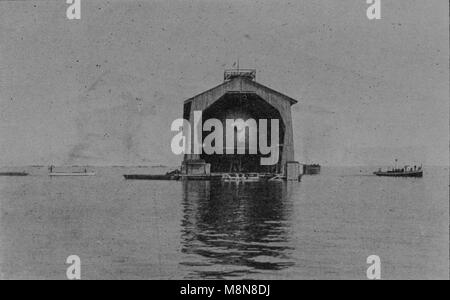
<box><xmin>200</xmin><ymin>92</ymin><xmax>285</xmax><ymax>173</ymax></box>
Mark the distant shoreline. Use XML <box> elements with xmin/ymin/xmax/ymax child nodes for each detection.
<box><xmin>0</xmin><ymin>165</ymin><xmax>448</xmax><ymax>169</ymax></box>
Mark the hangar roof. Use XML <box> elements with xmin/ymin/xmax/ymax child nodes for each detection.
<box><xmin>184</xmin><ymin>76</ymin><xmax>298</xmax><ymax>105</ymax></box>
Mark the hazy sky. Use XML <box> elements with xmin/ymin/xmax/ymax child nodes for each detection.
<box><xmin>0</xmin><ymin>0</ymin><xmax>448</xmax><ymax>166</ymax></box>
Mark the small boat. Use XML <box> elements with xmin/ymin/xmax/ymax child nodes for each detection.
<box><xmin>374</xmin><ymin>162</ymin><xmax>423</xmax><ymax>178</ymax></box>
<box><xmin>48</xmin><ymin>166</ymin><xmax>95</xmax><ymax>177</ymax></box>
<box><xmin>124</xmin><ymin>169</ymin><xmax>181</xmax><ymax>180</ymax></box>
<box><xmin>0</xmin><ymin>172</ymin><xmax>28</xmax><ymax>176</ymax></box>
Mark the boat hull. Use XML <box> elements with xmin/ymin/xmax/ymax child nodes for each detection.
<box><xmin>373</xmin><ymin>171</ymin><xmax>423</xmax><ymax>178</ymax></box>
<box><xmin>124</xmin><ymin>174</ymin><xmax>180</xmax><ymax>180</ymax></box>
<box><xmin>0</xmin><ymin>172</ymin><xmax>28</xmax><ymax>176</ymax></box>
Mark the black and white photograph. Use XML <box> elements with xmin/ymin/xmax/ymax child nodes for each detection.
<box><xmin>0</xmin><ymin>0</ymin><xmax>448</xmax><ymax>284</ymax></box>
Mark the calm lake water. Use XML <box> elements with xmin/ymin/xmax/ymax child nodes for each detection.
<box><xmin>0</xmin><ymin>166</ymin><xmax>448</xmax><ymax>279</ymax></box>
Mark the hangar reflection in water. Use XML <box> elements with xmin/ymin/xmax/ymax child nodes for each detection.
<box><xmin>180</xmin><ymin>181</ymin><xmax>295</xmax><ymax>279</ymax></box>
